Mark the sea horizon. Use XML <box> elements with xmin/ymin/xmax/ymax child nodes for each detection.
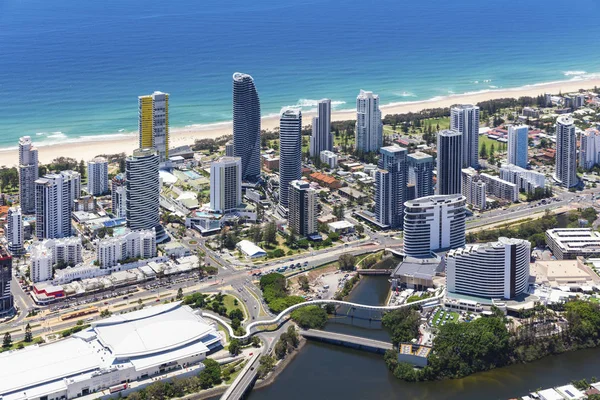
<box><xmin>1</xmin><ymin>0</ymin><xmax>599</xmax><ymax>150</ymax></box>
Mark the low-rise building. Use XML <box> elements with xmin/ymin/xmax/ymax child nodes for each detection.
<box><xmin>96</xmin><ymin>229</ymin><xmax>157</xmax><ymax>268</ymax></box>
<box><xmin>0</xmin><ymin>303</ymin><xmax>222</xmax><ymax>400</ymax></box>
<box><xmin>546</xmin><ymin>228</ymin><xmax>600</xmax><ymax>260</ymax></box>
<box><xmin>237</xmin><ymin>240</ymin><xmax>267</xmax><ymax>259</ymax></box>
<box><xmin>31</xmin><ymin>237</ymin><xmax>83</xmax><ymax>268</ymax></box>
<box><xmin>320</xmin><ymin>150</ymin><xmax>338</xmax><ymax>168</ymax></box>
<box><xmin>309</xmin><ymin>172</ymin><xmax>342</xmax><ymax>189</ymax></box>
<box><xmin>499</xmin><ymin>163</ymin><xmax>546</xmax><ymax>193</ymax></box>
<box><xmin>480</xmin><ymin>173</ymin><xmax>518</xmax><ymax>202</ymax></box>
<box><xmin>327</xmin><ymin>220</ymin><xmax>355</xmax><ymax>234</ymax></box>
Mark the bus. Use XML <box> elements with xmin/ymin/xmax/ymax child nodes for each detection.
<box><xmin>60</xmin><ymin>306</ymin><xmax>98</xmax><ymax>321</ymax></box>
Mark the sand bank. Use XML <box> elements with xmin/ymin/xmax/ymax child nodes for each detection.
<box><xmin>1</xmin><ymin>78</ymin><xmax>598</xmax><ymax>167</ymax></box>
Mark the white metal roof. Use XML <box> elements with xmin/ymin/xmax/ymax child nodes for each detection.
<box><xmin>0</xmin><ymin>338</ymin><xmax>101</xmax><ymax>396</ymax></box>
<box><xmin>93</xmin><ymin>303</ymin><xmax>214</xmax><ymax>358</ymax></box>
<box><xmin>236</xmin><ymin>240</ymin><xmax>266</xmax><ymax>257</ymax></box>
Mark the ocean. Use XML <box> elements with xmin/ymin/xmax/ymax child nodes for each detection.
<box><xmin>1</xmin><ymin>0</ymin><xmax>599</xmax><ymax>150</ymax></box>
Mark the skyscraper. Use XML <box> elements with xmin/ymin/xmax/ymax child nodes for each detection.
<box><xmin>87</xmin><ymin>156</ymin><xmax>109</xmax><ymax>196</ymax></box>
<box><xmin>436</xmin><ymin>129</ymin><xmax>463</xmax><ymax>195</ymax></box>
<box><xmin>111</xmin><ymin>173</ymin><xmax>127</xmax><ymax>218</ymax></box>
<box><xmin>0</xmin><ymin>246</ymin><xmax>14</xmax><ymax>316</ymax></box>
<box><xmin>309</xmin><ymin>99</ymin><xmax>332</xmax><ymax>158</ymax></box>
<box><xmin>138</xmin><ymin>91</ymin><xmax>170</xmax><ymax>163</ymax></box>
<box><xmin>126</xmin><ymin>148</ymin><xmax>166</xmax><ymax>242</ymax></box>
<box><xmin>507</xmin><ymin>125</ymin><xmax>529</xmax><ymax>168</ymax></box>
<box><xmin>554</xmin><ymin>115</ymin><xmax>578</xmax><ymax>188</ymax></box>
<box><xmin>210</xmin><ymin>157</ymin><xmax>242</xmax><ymax>213</ymax></box>
<box><xmin>279</xmin><ymin>108</ymin><xmax>302</xmax><ymax>210</ymax></box>
<box><xmin>375</xmin><ymin>146</ymin><xmax>408</xmax><ymax>229</ymax></box>
<box><xmin>35</xmin><ymin>171</ymin><xmax>79</xmax><ymax>239</ymax></box>
<box><xmin>579</xmin><ymin>128</ymin><xmax>600</xmax><ymax>170</ymax></box>
<box><xmin>233</xmin><ymin>72</ymin><xmax>261</xmax><ymax>182</ymax></box>
<box><xmin>403</xmin><ymin>194</ymin><xmax>466</xmax><ymax>258</ymax></box>
<box><xmin>408</xmin><ymin>151</ymin><xmax>434</xmax><ymax>199</ymax></box>
<box><xmin>355</xmin><ymin>90</ymin><xmax>383</xmax><ymax>153</ymax></box>
<box><xmin>288</xmin><ymin>180</ymin><xmax>317</xmax><ymax>237</ymax></box>
<box><xmin>18</xmin><ymin>136</ymin><xmax>38</xmax><ymax>214</ymax></box>
<box><xmin>451</xmin><ymin>105</ymin><xmax>480</xmax><ymax>168</ymax></box>
<box><xmin>7</xmin><ymin>207</ymin><xmax>23</xmax><ymax>256</ymax></box>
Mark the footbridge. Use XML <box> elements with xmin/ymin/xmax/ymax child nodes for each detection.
<box><xmin>204</xmin><ymin>289</ymin><xmax>445</xmax><ymax>342</ymax></box>
<box><xmin>356</xmin><ymin>269</ymin><xmax>392</xmax><ymax>275</ymax></box>
<box><xmin>300</xmin><ymin>329</ymin><xmax>393</xmax><ymax>354</ymax></box>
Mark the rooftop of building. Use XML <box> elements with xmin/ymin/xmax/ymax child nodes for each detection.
<box><xmin>392</xmin><ymin>256</ymin><xmax>443</xmax><ymax>280</ymax></box>
<box><xmin>447</xmin><ymin>237</ymin><xmax>528</xmax><ymax>257</ymax></box>
<box><xmin>407</xmin><ymin>151</ymin><xmax>433</xmax><ymax>161</ymax></box>
<box><xmin>309</xmin><ymin>172</ymin><xmax>340</xmax><ymax>184</ymax></box>
<box><xmin>0</xmin><ymin>303</ymin><xmax>218</xmax><ymax>397</ymax></box>
<box><xmin>233</xmin><ymin>72</ymin><xmax>253</xmax><ymax>81</ymax></box>
<box><xmin>404</xmin><ymin>194</ymin><xmax>466</xmax><ymax>208</ymax></box>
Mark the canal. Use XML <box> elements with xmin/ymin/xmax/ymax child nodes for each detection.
<box><xmin>249</xmin><ymin>276</ymin><xmax>600</xmax><ymax>400</ymax></box>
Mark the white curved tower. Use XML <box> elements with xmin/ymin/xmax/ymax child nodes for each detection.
<box><xmin>446</xmin><ymin>237</ymin><xmax>530</xmax><ymax>299</ymax></box>
<box><xmin>403</xmin><ymin>194</ymin><xmax>466</xmax><ymax>258</ymax></box>
<box><xmin>126</xmin><ymin>148</ymin><xmax>166</xmax><ymax>242</ymax></box>
<box><xmin>233</xmin><ymin>72</ymin><xmax>261</xmax><ymax>182</ymax></box>
<box><xmin>279</xmin><ymin>108</ymin><xmax>302</xmax><ymax>210</ymax></box>
<box><xmin>554</xmin><ymin>115</ymin><xmax>578</xmax><ymax>188</ymax></box>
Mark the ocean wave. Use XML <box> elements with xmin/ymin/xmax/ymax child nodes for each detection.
<box><xmin>393</xmin><ymin>91</ymin><xmax>416</xmax><ymax>98</ymax></box>
<box><xmin>564</xmin><ymin>70</ymin><xmax>587</xmax><ymax>76</ymax></box>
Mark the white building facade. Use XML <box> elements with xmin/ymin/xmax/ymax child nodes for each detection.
<box><xmin>579</xmin><ymin>128</ymin><xmax>600</xmax><ymax>170</ymax></box>
<box><xmin>210</xmin><ymin>157</ymin><xmax>242</xmax><ymax>213</ymax></box>
<box><xmin>461</xmin><ymin>168</ymin><xmax>486</xmax><ymax>210</ymax></box>
<box><xmin>499</xmin><ymin>163</ymin><xmax>546</xmax><ymax>193</ymax></box>
<box><xmin>29</xmin><ymin>245</ymin><xmax>53</xmax><ymax>283</ymax></box>
<box><xmin>355</xmin><ymin>90</ymin><xmax>383</xmax><ymax>153</ymax></box>
<box><xmin>480</xmin><ymin>173</ymin><xmax>518</xmax><ymax>202</ymax></box>
<box><xmin>126</xmin><ymin>148</ymin><xmax>166</xmax><ymax>242</ymax></box>
<box><xmin>320</xmin><ymin>150</ymin><xmax>338</xmax><ymax>169</ymax></box>
<box><xmin>97</xmin><ymin>229</ymin><xmax>157</xmax><ymax>268</ymax></box>
<box><xmin>446</xmin><ymin>237</ymin><xmax>530</xmax><ymax>299</ymax></box>
<box><xmin>87</xmin><ymin>157</ymin><xmax>109</xmax><ymax>196</ymax></box>
<box><xmin>554</xmin><ymin>115</ymin><xmax>578</xmax><ymax>188</ymax></box>
<box><xmin>6</xmin><ymin>207</ymin><xmax>24</xmax><ymax>255</ymax></box>
<box><xmin>403</xmin><ymin>195</ymin><xmax>466</xmax><ymax>258</ymax></box>
<box><xmin>35</xmin><ymin>171</ymin><xmax>80</xmax><ymax>239</ymax></box>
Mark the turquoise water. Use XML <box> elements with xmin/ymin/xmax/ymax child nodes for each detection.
<box><xmin>1</xmin><ymin>0</ymin><xmax>599</xmax><ymax>149</ymax></box>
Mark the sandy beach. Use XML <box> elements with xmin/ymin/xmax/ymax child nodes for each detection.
<box><xmin>1</xmin><ymin>78</ymin><xmax>598</xmax><ymax>168</ymax></box>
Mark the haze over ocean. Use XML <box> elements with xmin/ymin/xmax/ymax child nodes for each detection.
<box><xmin>1</xmin><ymin>0</ymin><xmax>599</xmax><ymax>149</ymax></box>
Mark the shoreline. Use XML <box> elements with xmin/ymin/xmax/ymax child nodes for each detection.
<box><xmin>1</xmin><ymin>77</ymin><xmax>599</xmax><ymax>167</ymax></box>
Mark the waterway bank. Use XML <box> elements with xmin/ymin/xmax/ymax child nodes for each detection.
<box><xmin>247</xmin><ymin>276</ymin><xmax>600</xmax><ymax>400</ymax></box>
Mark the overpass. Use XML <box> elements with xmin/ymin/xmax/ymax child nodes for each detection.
<box><xmin>203</xmin><ymin>288</ymin><xmax>445</xmax><ymax>342</ymax></box>
<box><xmin>220</xmin><ymin>352</ymin><xmax>261</xmax><ymax>400</ymax></box>
<box><xmin>300</xmin><ymin>329</ymin><xmax>393</xmax><ymax>354</ymax></box>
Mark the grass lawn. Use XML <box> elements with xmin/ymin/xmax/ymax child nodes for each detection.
<box><xmin>224</xmin><ymin>360</ymin><xmax>247</xmax><ymax>384</ymax></box>
<box><xmin>589</xmin><ymin>296</ymin><xmax>600</xmax><ymax>304</ymax></box>
<box><xmin>222</xmin><ymin>294</ymin><xmax>247</xmax><ymax>317</ymax></box>
<box><xmin>479</xmin><ymin>135</ymin><xmax>507</xmax><ymax>155</ymax></box>
<box><xmin>431</xmin><ymin>309</ymin><xmax>459</xmax><ymax>327</ymax></box>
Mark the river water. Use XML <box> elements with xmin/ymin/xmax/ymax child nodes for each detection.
<box><xmin>249</xmin><ymin>276</ymin><xmax>600</xmax><ymax>400</ymax></box>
